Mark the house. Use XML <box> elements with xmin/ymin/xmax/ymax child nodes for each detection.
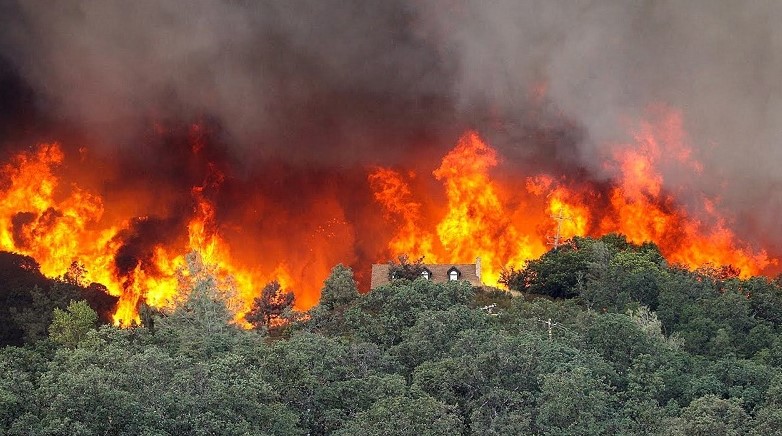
<box><xmin>369</xmin><ymin>257</ymin><xmax>483</xmax><ymax>289</ymax></box>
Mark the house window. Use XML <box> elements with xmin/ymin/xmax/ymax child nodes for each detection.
<box><xmin>421</xmin><ymin>270</ymin><xmax>430</xmax><ymax>280</ymax></box>
<box><xmin>449</xmin><ymin>270</ymin><xmax>458</xmax><ymax>281</ymax></box>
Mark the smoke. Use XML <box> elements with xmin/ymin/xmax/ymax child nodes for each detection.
<box><xmin>412</xmin><ymin>0</ymin><xmax>782</xmax><ymax>249</ymax></box>
<box><xmin>0</xmin><ymin>0</ymin><xmax>781</xmax><ymax>249</ymax></box>
<box><xmin>0</xmin><ymin>0</ymin><xmax>460</xmax><ymax>167</ymax></box>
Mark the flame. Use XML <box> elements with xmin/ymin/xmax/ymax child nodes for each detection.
<box><xmin>0</xmin><ymin>144</ymin><xmax>104</xmax><ymax>277</ymax></box>
<box><xmin>368</xmin><ymin>168</ymin><xmax>435</xmax><ymax>259</ymax></box>
<box><xmin>371</xmin><ymin>108</ymin><xmax>772</xmax><ymax>283</ymax></box>
<box><xmin>0</xmin><ymin>139</ymin><xmax>340</xmax><ymax>326</ymax></box>
<box><xmin>0</xmin><ymin>105</ymin><xmax>773</xmax><ymax>325</ymax></box>
<box><xmin>432</xmin><ymin>132</ymin><xmax>542</xmax><ymax>284</ymax></box>
<box><xmin>598</xmin><ymin>108</ymin><xmax>771</xmax><ymax>277</ymax></box>
<box><xmin>371</xmin><ymin>132</ymin><xmax>546</xmax><ymax>286</ymax></box>
<box><xmin>547</xmin><ymin>187</ymin><xmax>589</xmax><ymax>240</ymax></box>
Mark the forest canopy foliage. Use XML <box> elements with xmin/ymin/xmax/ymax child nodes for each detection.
<box><xmin>3</xmin><ymin>235</ymin><xmax>782</xmax><ymax>434</ymax></box>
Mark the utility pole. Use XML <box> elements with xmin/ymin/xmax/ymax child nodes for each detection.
<box><xmin>546</xmin><ymin>318</ymin><xmax>553</xmax><ymax>341</ymax></box>
<box><xmin>547</xmin><ymin>209</ymin><xmax>572</xmax><ymax>249</ymax></box>
<box><xmin>538</xmin><ymin>318</ymin><xmax>555</xmax><ymax>341</ymax></box>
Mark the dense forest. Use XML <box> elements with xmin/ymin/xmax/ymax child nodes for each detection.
<box><xmin>3</xmin><ymin>234</ymin><xmax>782</xmax><ymax>435</ymax></box>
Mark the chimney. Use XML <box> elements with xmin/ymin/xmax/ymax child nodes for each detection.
<box><xmin>475</xmin><ymin>256</ymin><xmax>482</xmax><ymax>282</ymax></box>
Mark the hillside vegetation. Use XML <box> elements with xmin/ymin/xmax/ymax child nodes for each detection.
<box><xmin>3</xmin><ymin>235</ymin><xmax>782</xmax><ymax>435</ymax></box>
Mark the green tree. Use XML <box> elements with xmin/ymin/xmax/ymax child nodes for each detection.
<box><xmin>158</xmin><ymin>252</ymin><xmax>247</xmax><ymax>357</ymax></box>
<box><xmin>745</xmin><ymin>277</ymin><xmax>782</xmax><ymax>325</ymax></box>
<box><xmin>581</xmin><ymin>248</ymin><xmax>668</xmax><ymax>312</ymax></box>
<box><xmin>307</xmin><ymin>265</ymin><xmax>360</xmax><ymax>336</ymax></box>
<box><xmin>343</xmin><ymin>279</ymin><xmax>474</xmax><ymax>347</ymax></box>
<box><xmin>334</xmin><ymin>395</ymin><xmax>461</xmax><ymax>436</ymax></box>
<box><xmin>166</xmin><ymin>274</ymin><xmax>235</xmax><ymax>334</ymax></box>
<box><xmin>468</xmin><ymin>388</ymin><xmax>533</xmax><ymax>435</ymax></box>
<box><xmin>500</xmin><ymin>239</ymin><xmax>590</xmax><ymax>298</ymax></box>
<box><xmin>584</xmin><ymin>313</ymin><xmax>655</xmax><ymax>373</ymax></box>
<box><xmin>621</xmin><ymin>354</ymin><xmax>669</xmax><ymax>434</ymax></box>
<box><xmin>259</xmin><ymin>333</ymin><xmax>402</xmax><ymax>434</ymax></box>
<box><xmin>48</xmin><ymin>300</ymin><xmax>97</xmax><ymax>348</ymax></box>
<box><xmin>535</xmin><ymin>366</ymin><xmax>617</xmax><ymax>435</ymax></box>
<box><xmin>749</xmin><ymin>374</ymin><xmax>782</xmax><ymax>435</ymax></box>
<box><xmin>0</xmin><ymin>346</ymin><xmax>42</xmax><ymax>430</ymax></box>
<box><xmin>390</xmin><ymin>306</ymin><xmax>487</xmax><ymax>372</ymax></box>
<box><xmin>666</xmin><ymin>394</ymin><xmax>748</xmax><ymax>436</ymax></box>
<box><xmin>318</xmin><ymin>264</ymin><xmax>359</xmax><ymax>310</ymax></box>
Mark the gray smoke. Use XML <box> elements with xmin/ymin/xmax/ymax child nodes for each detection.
<box><xmin>1</xmin><ymin>0</ymin><xmax>781</xmax><ymax>250</ymax></box>
<box><xmin>414</xmin><ymin>0</ymin><xmax>782</xmax><ymax>250</ymax></box>
<box><xmin>0</xmin><ymin>0</ymin><xmax>458</xmax><ymax>165</ymax></box>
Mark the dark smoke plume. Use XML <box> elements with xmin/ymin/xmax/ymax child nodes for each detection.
<box><xmin>0</xmin><ymin>0</ymin><xmax>780</xmax><ymax>255</ymax></box>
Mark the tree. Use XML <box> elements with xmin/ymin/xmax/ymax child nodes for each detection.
<box><xmin>621</xmin><ymin>354</ymin><xmax>670</xmax><ymax>434</ymax></box>
<box><xmin>667</xmin><ymin>394</ymin><xmax>749</xmax><ymax>435</ymax></box>
<box><xmin>534</xmin><ymin>366</ymin><xmax>617</xmax><ymax>434</ymax></box>
<box><xmin>138</xmin><ymin>302</ymin><xmax>161</xmax><ymax>334</ymax></box>
<box><xmin>468</xmin><ymin>388</ymin><xmax>533</xmax><ymax>435</ymax></box>
<box><xmin>158</xmin><ymin>252</ymin><xmax>247</xmax><ymax>357</ymax></box>
<box><xmin>9</xmin><ymin>285</ymin><xmax>69</xmax><ymax>343</ymax></box>
<box><xmin>334</xmin><ymin>395</ymin><xmax>461</xmax><ymax>436</ymax></box>
<box><xmin>48</xmin><ymin>300</ymin><xmax>98</xmax><ymax>348</ymax></box>
<box><xmin>166</xmin><ymin>271</ymin><xmax>235</xmax><ymax>335</ymax></box>
<box><xmin>390</xmin><ymin>305</ymin><xmax>487</xmax><ymax>372</ymax></box>
<box><xmin>500</xmin><ymin>239</ymin><xmax>590</xmax><ymax>298</ymax></box>
<box><xmin>387</xmin><ymin>254</ymin><xmax>427</xmax><ymax>281</ymax></box>
<box><xmin>10</xmin><ymin>250</ymin><xmax>782</xmax><ymax>434</ymax></box>
<box><xmin>27</xmin><ymin>327</ymin><xmax>301</xmax><ymax>435</ymax></box>
<box><xmin>343</xmin><ymin>279</ymin><xmax>474</xmax><ymax>347</ymax></box>
<box><xmin>585</xmin><ymin>313</ymin><xmax>655</xmax><ymax>373</ymax></box>
<box><xmin>581</xmin><ymin>248</ymin><xmax>668</xmax><ymax>312</ymax></box>
<box><xmin>308</xmin><ymin>265</ymin><xmax>361</xmax><ymax>336</ymax></box>
<box><xmin>246</xmin><ymin>281</ymin><xmax>295</xmax><ymax>330</ymax></box>
<box><xmin>318</xmin><ymin>264</ymin><xmax>359</xmax><ymax>310</ymax></box>
<box><xmin>61</xmin><ymin>260</ymin><xmax>87</xmax><ymax>287</ymax></box>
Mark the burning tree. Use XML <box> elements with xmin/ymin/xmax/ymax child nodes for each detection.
<box><xmin>387</xmin><ymin>254</ymin><xmax>427</xmax><ymax>281</ymax></box>
<box><xmin>245</xmin><ymin>281</ymin><xmax>295</xmax><ymax>330</ymax></box>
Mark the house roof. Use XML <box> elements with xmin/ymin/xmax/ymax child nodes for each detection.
<box><xmin>370</xmin><ymin>259</ymin><xmax>482</xmax><ymax>289</ymax></box>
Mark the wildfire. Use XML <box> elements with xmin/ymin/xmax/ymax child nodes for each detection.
<box><xmin>0</xmin><ymin>144</ymin><xmax>104</xmax><ymax>278</ymax></box>
<box><xmin>0</xmin><ymin>139</ymin><xmax>334</xmax><ymax>325</ymax></box>
<box><xmin>0</xmin><ymin>105</ymin><xmax>773</xmax><ymax>325</ymax></box>
<box><xmin>598</xmin><ymin>108</ymin><xmax>772</xmax><ymax>277</ymax></box>
<box><xmin>368</xmin><ymin>168</ymin><xmax>435</xmax><ymax>259</ymax></box>
<box><xmin>371</xmin><ymin>108</ymin><xmax>772</xmax><ymax>284</ymax></box>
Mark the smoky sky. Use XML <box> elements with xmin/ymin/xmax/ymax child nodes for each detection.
<box><xmin>1</xmin><ymin>0</ymin><xmax>781</xmax><ymax>249</ymax></box>
<box><xmin>0</xmin><ymin>0</ymin><xmax>461</xmax><ymax>167</ymax></box>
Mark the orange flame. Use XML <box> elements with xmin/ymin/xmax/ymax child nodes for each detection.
<box><xmin>372</xmin><ymin>109</ymin><xmax>772</xmax><ymax>283</ymax></box>
<box><xmin>0</xmin><ymin>141</ymin><xmax>338</xmax><ymax>326</ymax></box>
<box><xmin>599</xmin><ymin>108</ymin><xmax>771</xmax><ymax>277</ymax></box>
<box><xmin>368</xmin><ymin>168</ymin><xmax>435</xmax><ymax>259</ymax></box>
<box><xmin>371</xmin><ymin>132</ymin><xmax>547</xmax><ymax>286</ymax></box>
<box><xmin>0</xmin><ymin>105</ymin><xmax>773</xmax><ymax>326</ymax></box>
